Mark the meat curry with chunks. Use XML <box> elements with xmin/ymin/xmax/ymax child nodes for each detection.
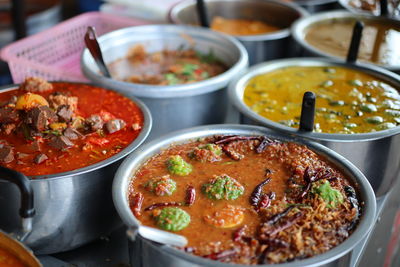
<box><xmin>0</xmin><ymin>77</ymin><xmax>144</xmax><ymax>176</ymax></box>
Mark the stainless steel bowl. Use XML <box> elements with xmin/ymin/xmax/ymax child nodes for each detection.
<box><xmin>291</xmin><ymin>10</ymin><xmax>400</xmax><ymax>73</ymax></box>
<box><xmin>113</xmin><ymin>124</ymin><xmax>376</xmax><ymax>267</ymax></box>
<box><xmin>338</xmin><ymin>0</ymin><xmax>400</xmax><ymax>19</ymax></box>
<box><xmin>169</xmin><ymin>0</ymin><xmax>308</xmax><ymax>65</ymax></box>
<box><xmin>228</xmin><ymin>57</ymin><xmax>400</xmax><ymax>197</ymax></box>
<box><xmin>81</xmin><ymin>24</ymin><xmax>248</xmax><ymax>140</ymax></box>
<box><xmin>0</xmin><ymin>82</ymin><xmax>152</xmax><ymax>254</ymax></box>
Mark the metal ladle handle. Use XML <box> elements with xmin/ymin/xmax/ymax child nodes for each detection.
<box><xmin>0</xmin><ymin>166</ymin><xmax>35</xmax><ymax>241</ymax></box>
<box><xmin>196</xmin><ymin>0</ymin><xmax>210</xmax><ymax>27</ymax></box>
<box><xmin>127</xmin><ymin>225</ymin><xmax>188</xmax><ymax>247</ymax></box>
<box><xmin>346</xmin><ymin>21</ymin><xmax>364</xmax><ymax>63</ymax></box>
<box><xmin>380</xmin><ymin>0</ymin><xmax>388</xmax><ymax>16</ymax></box>
<box><xmin>84</xmin><ymin>26</ymin><xmax>112</xmax><ymax>78</ymax></box>
<box><xmin>299</xmin><ymin>91</ymin><xmax>316</xmax><ymax>132</ymax></box>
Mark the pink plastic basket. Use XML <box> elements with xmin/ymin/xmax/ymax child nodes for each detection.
<box><xmin>0</xmin><ymin>12</ymin><xmax>150</xmax><ymax>83</ymax></box>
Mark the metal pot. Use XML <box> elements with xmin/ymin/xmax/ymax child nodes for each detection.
<box><xmin>291</xmin><ymin>10</ymin><xmax>400</xmax><ymax>73</ymax></box>
<box><xmin>293</xmin><ymin>0</ymin><xmax>339</xmax><ymax>13</ymax></box>
<box><xmin>169</xmin><ymin>0</ymin><xmax>308</xmax><ymax>65</ymax></box>
<box><xmin>0</xmin><ymin>167</ymin><xmax>41</xmax><ymax>267</ymax></box>
<box><xmin>113</xmin><ymin>124</ymin><xmax>376</xmax><ymax>267</ymax></box>
<box><xmin>0</xmin><ymin>230</ymin><xmax>42</xmax><ymax>267</ymax></box>
<box><xmin>81</xmin><ymin>24</ymin><xmax>248</xmax><ymax>140</ymax></box>
<box><xmin>338</xmin><ymin>0</ymin><xmax>400</xmax><ymax>19</ymax></box>
<box><xmin>0</xmin><ymin>82</ymin><xmax>152</xmax><ymax>254</ymax></box>
<box><xmin>228</xmin><ymin>57</ymin><xmax>400</xmax><ymax>197</ymax></box>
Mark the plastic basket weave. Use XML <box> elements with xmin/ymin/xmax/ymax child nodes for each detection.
<box><xmin>0</xmin><ymin>12</ymin><xmax>150</xmax><ymax>83</ymax></box>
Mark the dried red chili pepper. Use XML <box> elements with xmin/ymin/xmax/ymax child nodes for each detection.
<box><xmin>232</xmin><ymin>225</ymin><xmax>247</xmax><ymax>242</ymax></box>
<box><xmin>298</xmin><ymin>167</ymin><xmax>338</xmax><ymax>199</ymax></box>
<box><xmin>344</xmin><ymin>185</ymin><xmax>360</xmax><ymax>231</ymax></box>
<box><xmin>258</xmin><ymin>192</ymin><xmax>276</xmax><ymax>210</ymax></box>
<box><xmin>203</xmin><ymin>249</ymin><xmax>237</xmax><ymax>260</ymax></box>
<box><xmin>131</xmin><ymin>192</ymin><xmax>143</xmax><ymax>217</ymax></box>
<box><xmin>214</xmin><ymin>135</ymin><xmax>261</xmax><ymax>145</ymax></box>
<box><xmin>250</xmin><ymin>170</ymin><xmax>272</xmax><ymax>210</ymax></box>
<box><xmin>144</xmin><ymin>202</ymin><xmax>182</xmax><ymax>211</ymax></box>
<box><xmin>264</xmin><ymin>212</ymin><xmax>303</xmax><ymax>237</ymax></box>
<box><xmin>222</xmin><ymin>144</ymin><xmax>244</xmax><ymax>161</ymax></box>
<box><xmin>257</xmin><ymin>238</ymin><xmax>289</xmax><ymax>264</ymax></box>
<box><xmin>185</xmin><ymin>186</ymin><xmax>196</xmax><ymax>206</ymax></box>
<box><xmin>256</xmin><ymin>137</ymin><xmax>279</xmax><ymax>153</ymax></box>
<box><xmin>266</xmin><ymin>206</ymin><xmax>295</xmax><ymax>225</ymax></box>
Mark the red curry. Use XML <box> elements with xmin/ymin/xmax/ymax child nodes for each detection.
<box><xmin>0</xmin><ymin>77</ymin><xmax>144</xmax><ymax>176</ymax></box>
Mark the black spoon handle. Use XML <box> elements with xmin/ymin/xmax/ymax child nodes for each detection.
<box><xmin>196</xmin><ymin>0</ymin><xmax>210</xmax><ymax>28</ymax></box>
<box><xmin>381</xmin><ymin>0</ymin><xmax>388</xmax><ymax>16</ymax></box>
<box><xmin>346</xmin><ymin>21</ymin><xmax>364</xmax><ymax>63</ymax></box>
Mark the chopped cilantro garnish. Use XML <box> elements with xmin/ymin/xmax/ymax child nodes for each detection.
<box><xmin>164</xmin><ymin>73</ymin><xmax>180</xmax><ymax>85</ymax></box>
<box><xmin>196</xmin><ymin>50</ymin><xmax>218</xmax><ymax>64</ymax></box>
<box><xmin>182</xmin><ymin>64</ymin><xmax>198</xmax><ymax>76</ymax></box>
<box><xmin>312</xmin><ymin>181</ymin><xmax>344</xmax><ymax>208</ymax></box>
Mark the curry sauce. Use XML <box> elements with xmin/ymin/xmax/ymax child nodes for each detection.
<box><xmin>305</xmin><ymin>20</ymin><xmax>400</xmax><ymax>67</ymax></box>
<box><xmin>210</xmin><ymin>16</ymin><xmax>281</xmax><ymax>36</ymax></box>
<box><xmin>243</xmin><ymin>66</ymin><xmax>400</xmax><ymax>134</ymax></box>
<box><xmin>0</xmin><ymin>77</ymin><xmax>144</xmax><ymax>176</ymax></box>
<box><xmin>129</xmin><ymin>135</ymin><xmax>360</xmax><ymax>264</ymax></box>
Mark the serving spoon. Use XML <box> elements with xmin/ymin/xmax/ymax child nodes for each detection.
<box><xmin>196</xmin><ymin>0</ymin><xmax>210</xmax><ymax>27</ymax></box>
<box><xmin>84</xmin><ymin>26</ymin><xmax>112</xmax><ymax>78</ymax></box>
<box><xmin>127</xmin><ymin>225</ymin><xmax>188</xmax><ymax>247</ymax></box>
<box><xmin>298</xmin><ymin>20</ymin><xmax>364</xmax><ymax>132</ymax></box>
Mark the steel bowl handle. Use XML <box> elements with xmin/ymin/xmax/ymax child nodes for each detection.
<box><xmin>0</xmin><ymin>166</ymin><xmax>35</xmax><ymax>241</ymax></box>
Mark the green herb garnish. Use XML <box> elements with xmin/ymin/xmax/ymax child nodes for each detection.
<box><xmin>166</xmin><ymin>155</ymin><xmax>192</xmax><ymax>176</ymax></box>
<box><xmin>197</xmin><ymin>50</ymin><xmax>218</xmax><ymax>64</ymax></box>
<box><xmin>202</xmin><ymin>174</ymin><xmax>244</xmax><ymax>200</ymax></box>
<box><xmin>165</xmin><ymin>73</ymin><xmax>180</xmax><ymax>85</ymax></box>
<box><xmin>312</xmin><ymin>181</ymin><xmax>344</xmax><ymax>208</ymax></box>
<box><xmin>154</xmin><ymin>207</ymin><xmax>190</xmax><ymax>231</ymax></box>
<box><xmin>182</xmin><ymin>64</ymin><xmax>198</xmax><ymax>76</ymax></box>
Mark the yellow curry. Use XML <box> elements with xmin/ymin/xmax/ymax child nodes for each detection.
<box><xmin>243</xmin><ymin>66</ymin><xmax>400</xmax><ymax>134</ymax></box>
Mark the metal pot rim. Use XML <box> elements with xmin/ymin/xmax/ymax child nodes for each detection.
<box><xmin>0</xmin><ymin>230</ymin><xmax>42</xmax><ymax>266</ymax></box>
<box><xmin>0</xmin><ymin>81</ymin><xmax>152</xmax><ymax>181</ymax></box>
<box><xmin>81</xmin><ymin>24</ymin><xmax>248</xmax><ymax>99</ymax></box>
<box><xmin>290</xmin><ymin>10</ymin><xmax>400</xmax><ymax>71</ymax></box>
<box><xmin>294</xmin><ymin>0</ymin><xmax>337</xmax><ymax>5</ymax></box>
<box><xmin>169</xmin><ymin>0</ymin><xmax>308</xmax><ymax>41</ymax></box>
<box><xmin>338</xmin><ymin>0</ymin><xmax>400</xmax><ymax>18</ymax></box>
<box><xmin>113</xmin><ymin>124</ymin><xmax>376</xmax><ymax>267</ymax></box>
<box><xmin>228</xmin><ymin>57</ymin><xmax>400</xmax><ymax>142</ymax></box>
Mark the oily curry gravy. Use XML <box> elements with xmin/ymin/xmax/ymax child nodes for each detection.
<box><xmin>243</xmin><ymin>66</ymin><xmax>400</xmax><ymax>134</ymax></box>
<box><xmin>129</xmin><ymin>135</ymin><xmax>360</xmax><ymax>264</ymax></box>
<box><xmin>305</xmin><ymin>19</ymin><xmax>400</xmax><ymax>67</ymax></box>
<box><xmin>0</xmin><ymin>77</ymin><xmax>144</xmax><ymax>176</ymax></box>
<box><xmin>210</xmin><ymin>16</ymin><xmax>281</xmax><ymax>36</ymax></box>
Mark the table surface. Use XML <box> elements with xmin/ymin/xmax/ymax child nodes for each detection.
<box><xmin>36</xmin><ymin>106</ymin><xmax>400</xmax><ymax>267</ymax></box>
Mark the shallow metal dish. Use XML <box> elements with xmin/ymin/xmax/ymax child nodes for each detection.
<box><xmin>291</xmin><ymin>10</ymin><xmax>400</xmax><ymax>73</ymax></box>
<box><xmin>81</xmin><ymin>24</ymin><xmax>248</xmax><ymax>140</ymax></box>
<box><xmin>229</xmin><ymin>57</ymin><xmax>400</xmax><ymax>197</ymax></box>
<box><xmin>169</xmin><ymin>0</ymin><xmax>308</xmax><ymax>65</ymax></box>
<box><xmin>113</xmin><ymin>124</ymin><xmax>376</xmax><ymax>267</ymax></box>
<box><xmin>0</xmin><ymin>82</ymin><xmax>152</xmax><ymax>254</ymax></box>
